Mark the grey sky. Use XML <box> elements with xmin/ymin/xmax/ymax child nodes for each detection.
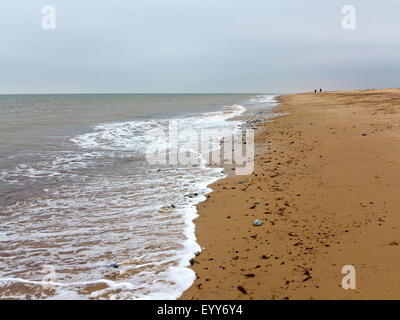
<box><xmin>1</xmin><ymin>0</ymin><xmax>399</xmax><ymax>94</ymax></box>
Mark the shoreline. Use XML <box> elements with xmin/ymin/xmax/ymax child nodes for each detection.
<box><xmin>181</xmin><ymin>89</ymin><xmax>400</xmax><ymax>300</ymax></box>
<box><xmin>0</xmin><ymin>94</ymin><xmax>272</xmax><ymax>300</ymax></box>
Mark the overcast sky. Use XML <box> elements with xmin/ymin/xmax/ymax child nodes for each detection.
<box><xmin>1</xmin><ymin>0</ymin><xmax>400</xmax><ymax>94</ymax></box>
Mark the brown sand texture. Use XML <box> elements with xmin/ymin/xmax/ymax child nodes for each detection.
<box><xmin>181</xmin><ymin>89</ymin><xmax>400</xmax><ymax>300</ymax></box>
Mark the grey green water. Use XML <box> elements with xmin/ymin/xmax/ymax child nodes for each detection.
<box><xmin>0</xmin><ymin>94</ymin><xmax>276</xmax><ymax>299</ymax></box>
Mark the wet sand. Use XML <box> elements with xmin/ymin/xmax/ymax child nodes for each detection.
<box><xmin>181</xmin><ymin>89</ymin><xmax>400</xmax><ymax>300</ymax></box>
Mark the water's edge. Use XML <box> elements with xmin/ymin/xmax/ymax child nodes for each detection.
<box><xmin>178</xmin><ymin>95</ymin><xmax>282</xmax><ymax>299</ymax></box>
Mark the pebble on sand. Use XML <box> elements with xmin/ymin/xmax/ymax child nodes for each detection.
<box><xmin>253</xmin><ymin>220</ymin><xmax>263</xmax><ymax>227</ymax></box>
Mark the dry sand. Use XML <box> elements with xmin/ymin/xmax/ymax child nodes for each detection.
<box><xmin>181</xmin><ymin>89</ymin><xmax>400</xmax><ymax>300</ymax></box>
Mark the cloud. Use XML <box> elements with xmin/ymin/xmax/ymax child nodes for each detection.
<box><xmin>1</xmin><ymin>0</ymin><xmax>400</xmax><ymax>93</ymax></box>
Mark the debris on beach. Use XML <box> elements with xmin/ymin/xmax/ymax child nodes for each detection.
<box><xmin>253</xmin><ymin>220</ymin><xmax>263</xmax><ymax>226</ymax></box>
<box><xmin>237</xmin><ymin>285</ymin><xmax>247</xmax><ymax>294</ymax></box>
<box><xmin>185</xmin><ymin>193</ymin><xmax>198</xmax><ymax>198</ymax></box>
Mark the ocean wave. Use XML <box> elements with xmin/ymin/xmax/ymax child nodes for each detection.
<box><xmin>70</xmin><ymin>104</ymin><xmax>246</xmax><ymax>152</ymax></box>
<box><xmin>0</xmin><ymin>97</ymin><xmax>278</xmax><ymax>300</ymax></box>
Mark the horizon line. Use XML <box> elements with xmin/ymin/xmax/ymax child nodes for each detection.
<box><xmin>0</xmin><ymin>92</ymin><xmax>286</xmax><ymax>96</ymax></box>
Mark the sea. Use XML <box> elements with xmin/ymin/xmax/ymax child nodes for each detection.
<box><xmin>0</xmin><ymin>93</ymin><xmax>277</xmax><ymax>299</ymax></box>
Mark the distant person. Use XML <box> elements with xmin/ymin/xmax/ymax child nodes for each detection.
<box><xmin>320</xmin><ymin>88</ymin><xmax>322</xmax><ymax>92</ymax></box>
<box><xmin>314</xmin><ymin>89</ymin><xmax>317</xmax><ymax>93</ymax></box>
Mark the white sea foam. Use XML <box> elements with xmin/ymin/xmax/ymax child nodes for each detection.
<box><xmin>70</xmin><ymin>104</ymin><xmax>246</xmax><ymax>152</ymax></box>
<box><xmin>0</xmin><ymin>97</ymin><xmax>277</xmax><ymax>300</ymax></box>
<box><xmin>250</xmin><ymin>94</ymin><xmax>279</xmax><ymax>104</ymax></box>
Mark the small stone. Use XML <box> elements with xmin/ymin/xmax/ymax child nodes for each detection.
<box><xmin>253</xmin><ymin>220</ymin><xmax>263</xmax><ymax>227</ymax></box>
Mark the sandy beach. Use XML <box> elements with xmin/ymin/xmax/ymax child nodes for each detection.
<box><xmin>182</xmin><ymin>89</ymin><xmax>400</xmax><ymax>300</ymax></box>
